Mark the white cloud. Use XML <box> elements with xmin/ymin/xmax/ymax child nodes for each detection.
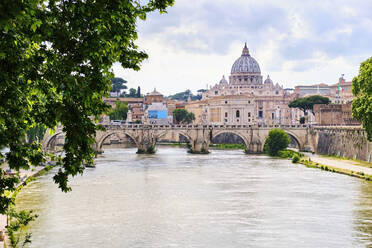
<box><xmin>112</xmin><ymin>0</ymin><xmax>372</xmax><ymax>95</ymax></box>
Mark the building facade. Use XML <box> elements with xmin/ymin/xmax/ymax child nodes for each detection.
<box><xmin>313</xmin><ymin>103</ymin><xmax>359</xmax><ymax>125</ymax></box>
<box><xmin>294</xmin><ymin>75</ymin><xmax>354</xmax><ymax>104</ymax></box>
<box><xmin>187</xmin><ymin>44</ymin><xmax>302</xmax><ymax>125</ymax></box>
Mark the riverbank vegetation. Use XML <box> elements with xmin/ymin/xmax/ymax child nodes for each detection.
<box><xmin>263</xmin><ymin>128</ymin><xmax>304</xmax><ymax>163</ymax></box>
<box><xmin>209</xmin><ymin>143</ymin><xmax>246</xmax><ymax>149</ymax></box>
<box><xmin>299</xmin><ymin>158</ymin><xmax>372</xmax><ymax>181</ymax></box>
<box><xmin>264</xmin><ymin>128</ymin><xmax>290</xmax><ymax>156</ymax></box>
<box><xmin>351</xmin><ymin>56</ymin><xmax>372</xmax><ymax>141</ymax></box>
<box><xmin>320</xmin><ymin>154</ymin><xmax>372</xmax><ymax>168</ymax></box>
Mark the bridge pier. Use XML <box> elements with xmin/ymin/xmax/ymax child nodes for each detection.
<box><xmin>136</xmin><ymin>129</ymin><xmax>157</xmax><ymax>154</ymax></box>
<box><xmin>244</xmin><ymin>142</ymin><xmax>262</xmax><ymax>154</ymax></box>
<box><xmin>188</xmin><ymin>129</ymin><xmax>210</xmax><ymax>154</ymax></box>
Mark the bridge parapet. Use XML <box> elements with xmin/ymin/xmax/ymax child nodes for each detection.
<box><xmin>102</xmin><ymin>124</ymin><xmax>310</xmax><ymax>130</ymax></box>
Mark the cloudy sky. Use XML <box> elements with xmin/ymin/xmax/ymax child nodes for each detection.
<box><xmin>112</xmin><ymin>0</ymin><xmax>372</xmax><ymax>95</ymax></box>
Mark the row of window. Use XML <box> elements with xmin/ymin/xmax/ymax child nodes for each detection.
<box><xmin>224</xmin><ymin>110</ymin><xmax>252</xmax><ymax>118</ymax></box>
<box><xmin>224</xmin><ymin>100</ymin><xmax>251</xmax><ymax>104</ymax></box>
<box><xmin>225</xmin><ymin>118</ymin><xmax>252</xmax><ymax>123</ymax></box>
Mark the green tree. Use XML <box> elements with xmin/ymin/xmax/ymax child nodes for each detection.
<box><xmin>110</xmin><ymin>77</ymin><xmax>127</xmax><ymax>93</ymax></box>
<box><xmin>264</xmin><ymin>128</ymin><xmax>290</xmax><ymax>156</ymax></box>
<box><xmin>352</xmin><ymin>57</ymin><xmax>372</xmax><ymax>141</ymax></box>
<box><xmin>137</xmin><ymin>86</ymin><xmax>141</xmax><ymax>98</ymax></box>
<box><xmin>128</xmin><ymin>88</ymin><xmax>137</xmax><ymax>97</ymax></box>
<box><xmin>26</xmin><ymin>125</ymin><xmax>46</xmax><ymax>143</ymax></box>
<box><xmin>109</xmin><ymin>101</ymin><xmax>128</xmax><ymax>120</ymax></box>
<box><xmin>288</xmin><ymin>95</ymin><xmax>331</xmax><ymax>115</ymax></box>
<box><xmin>0</xmin><ymin>0</ymin><xmax>174</xmax><ymax>216</ymax></box>
<box><xmin>173</xmin><ymin>109</ymin><xmax>195</xmax><ymax>124</ymax></box>
<box><xmin>169</xmin><ymin>89</ymin><xmax>199</xmax><ymax>101</ymax></box>
<box><xmin>299</xmin><ymin>117</ymin><xmax>305</xmax><ymax>124</ymax></box>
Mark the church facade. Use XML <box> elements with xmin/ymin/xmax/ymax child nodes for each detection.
<box><xmin>186</xmin><ymin>44</ymin><xmax>303</xmax><ymax>125</ymax></box>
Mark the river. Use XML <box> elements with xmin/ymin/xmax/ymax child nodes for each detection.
<box><xmin>16</xmin><ymin>147</ymin><xmax>372</xmax><ymax>247</ymax></box>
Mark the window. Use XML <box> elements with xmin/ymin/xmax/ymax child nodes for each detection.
<box><xmin>258</xmin><ymin>111</ymin><xmax>263</xmax><ymax>118</ymax></box>
<box><xmin>225</xmin><ymin>101</ymin><xmax>228</xmax><ymax>104</ymax></box>
<box><xmin>236</xmin><ymin>110</ymin><xmax>240</xmax><ymax>118</ymax></box>
<box><xmin>215</xmin><ymin>91</ymin><xmax>218</xmax><ymax>95</ymax></box>
<box><xmin>248</xmin><ymin>112</ymin><xmax>251</xmax><ymax>117</ymax></box>
<box><xmin>248</xmin><ymin>100</ymin><xmax>251</xmax><ymax>104</ymax></box>
<box><xmin>248</xmin><ymin>118</ymin><xmax>251</xmax><ymax>122</ymax></box>
<box><xmin>272</xmin><ymin>113</ymin><xmax>274</xmax><ymax>119</ymax></box>
<box><xmin>225</xmin><ymin>112</ymin><xmax>228</xmax><ymax>117</ymax></box>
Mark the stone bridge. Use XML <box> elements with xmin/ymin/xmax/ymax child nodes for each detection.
<box><xmin>43</xmin><ymin>124</ymin><xmax>312</xmax><ymax>154</ymax></box>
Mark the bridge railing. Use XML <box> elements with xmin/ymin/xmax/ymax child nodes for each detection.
<box><xmin>101</xmin><ymin>124</ymin><xmax>312</xmax><ymax>130</ymax></box>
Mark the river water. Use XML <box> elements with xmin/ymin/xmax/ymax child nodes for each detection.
<box><xmin>16</xmin><ymin>147</ymin><xmax>372</xmax><ymax>247</ymax></box>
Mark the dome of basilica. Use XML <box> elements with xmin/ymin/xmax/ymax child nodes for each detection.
<box><xmin>219</xmin><ymin>75</ymin><xmax>228</xmax><ymax>84</ymax></box>
<box><xmin>264</xmin><ymin>75</ymin><xmax>273</xmax><ymax>84</ymax></box>
<box><xmin>231</xmin><ymin>43</ymin><xmax>261</xmax><ymax>74</ymax></box>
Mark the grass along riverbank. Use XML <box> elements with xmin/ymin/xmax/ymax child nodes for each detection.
<box><xmin>320</xmin><ymin>154</ymin><xmax>372</xmax><ymax>168</ymax></box>
<box><xmin>267</xmin><ymin>148</ymin><xmax>372</xmax><ymax>182</ymax></box>
<box><xmin>297</xmin><ymin>157</ymin><xmax>372</xmax><ymax>181</ymax></box>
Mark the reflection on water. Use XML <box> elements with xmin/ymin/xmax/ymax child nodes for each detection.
<box><xmin>16</xmin><ymin>147</ymin><xmax>372</xmax><ymax>248</ymax></box>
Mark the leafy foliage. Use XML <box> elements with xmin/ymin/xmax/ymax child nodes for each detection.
<box><xmin>110</xmin><ymin>77</ymin><xmax>127</xmax><ymax>93</ymax></box>
<box><xmin>7</xmin><ymin>208</ymin><xmax>38</xmax><ymax>247</ymax></box>
<box><xmin>352</xmin><ymin>57</ymin><xmax>372</xmax><ymax>141</ymax></box>
<box><xmin>173</xmin><ymin>109</ymin><xmax>195</xmax><ymax>124</ymax></box>
<box><xmin>292</xmin><ymin>154</ymin><xmax>300</xmax><ymax>163</ymax></box>
<box><xmin>278</xmin><ymin>149</ymin><xmax>302</xmax><ymax>159</ymax></box>
<box><xmin>264</xmin><ymin>128</ymin><xmax>291</xmax><ymax>156</ymax></box>
<box><xmin>299</xmin><ymin>117</ymin><xmax>305</xmax><ymax>124</ymax></box>
<box><xmin>26</xmin><ymin>125</ymin><xmax>46</xmax><ymax>143</ymax></box>
<box><xmin>109</xmin><ymin>101</ymin><xmax>129</xmax><ymax>121</ymax></box>
<box><xmin>128</xmin><ymin>88</ymin><xmax>137</xmax><ymax>97</ymax></box>
<box><xmin>168</xmin><ymin>89</ymin><xmax>201</xmax><ymax>101</ymax></box>
<box><xmin>288</xmin><ymin>95</ymin><xmax>331</xmax><ymax>115</ymax></box>
<box><xmin>0</xmin><ymin>0</ymin><xmax>174</xmax><ymax>214</ymax></box>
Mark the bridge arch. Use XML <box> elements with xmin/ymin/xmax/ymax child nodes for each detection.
<box><xmin>211</xmin><ymin>130</ymin><xmax>249</xmax><ymax>148</ymax></box>
<box><xmin>156</xmin><ymin>130</ymin><xmax>193</xmax><ymax>143</ymax></box>
<box><xmin>43</xmin><ymin>131</ymin><xmax>64</xmax><ymax>151</ymax></box>
<box><xmin>283</xmin><ymin>130</ymin><xmax>303</xmax><ymax>150</ymax></box>
<box><xmin>97</xmin><ymin>131</ymin><xmax>138</xmax><ymax>150</ymax></box>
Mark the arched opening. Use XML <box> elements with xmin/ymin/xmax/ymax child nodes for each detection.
<box><xmin>100</xmin><ymin>132</ymin><xmax>136</xmax><ymax>150</ymax></box>
<box><xmin>46</xmin><ymin>132</ymin><xmax>65</xmax><ymax>151</ymax></box>
<box><xmin>211</xmin><ymin>132</ymin><xmax>247</xmax><ymax>150</ymax></box>
<box><xmin>178</xmin><ymin>133</ymin><xmax>191</xmax><ymax>144</ymax></box>
<box><xmin>286</xmin><ymin>133</ymin><xmax>301</xmax><ymax>150</ymax></box>
<box><xmin>236</xmin><ymin>110</ymin><xmax>240</xmax><ymax>118</ymax></box>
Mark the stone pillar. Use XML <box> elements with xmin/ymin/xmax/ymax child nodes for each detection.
<box><xmin>136</xmin><ymin>129</ymin><xmax>157</xmax><ymax>154</ymax></box>
<box><xmin>189</xmin><ymin>128</ymin><xmax>210</xmax><ymax>154</ymax></box>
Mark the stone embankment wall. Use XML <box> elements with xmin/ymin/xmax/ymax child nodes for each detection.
<box><xmin>313</xmin><ymin>127</ymin><xmax>371</xmax><ymax>162</ymax></box>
